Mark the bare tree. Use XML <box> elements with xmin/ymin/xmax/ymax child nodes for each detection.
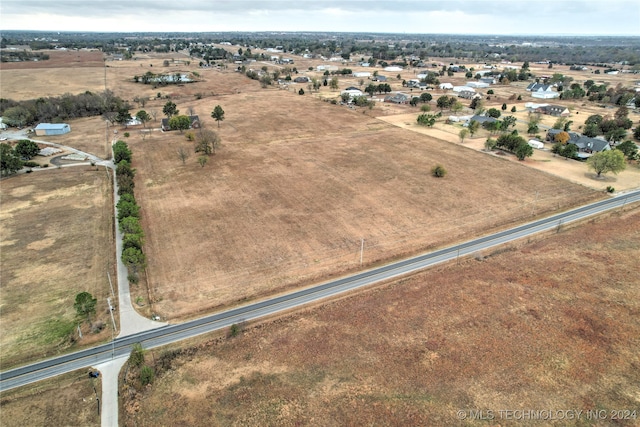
<box><xmin>196</xmin><ymin>128</ymin><xmax>221</xmax><ymax>155</ymax></box>
<box><xmin>187</xmin><ymin>106</ymin><xmax>196</xmax><ymax>116</ymax></box>
<box><xmin>178</xmin><ymin>146</ymin><xmax>190</xmax><ymax>164</ymax></box>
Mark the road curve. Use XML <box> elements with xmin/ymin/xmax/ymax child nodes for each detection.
<box><xmin>2</xmin><ymin>189</ymin><xmax>639</xmax><ymax>392</ymax></box>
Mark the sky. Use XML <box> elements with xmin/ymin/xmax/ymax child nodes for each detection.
<box><xmin>0</xmin><ymin>0</ymin><xmax>639</xmax><ymax>36</ymax></box>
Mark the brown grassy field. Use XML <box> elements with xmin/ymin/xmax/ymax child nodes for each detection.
<box><xmin>122</xmin><ymin>205</ymin><xmax>640</xmax><ymax>426</ymax></box>
<box><xmin>0</xmin><ymin>168</ymin><xmax>115</xmax><ymax>369</ymax></box>
<box><xmin>0</xmin><ymin>369</ymin><xmax>101</xmax><ymax>427</ymax></box>
<box><xmin>123</xmin><ymin>81</ymin><xmax>603</xmax><ymax>320</ymax></box>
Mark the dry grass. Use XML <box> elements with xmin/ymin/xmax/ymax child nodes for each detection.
<box><xmin>122</xmin><ymin>206</ymin><xmax>640</xmax><ymax>426</ymax></box>
<box><xmin>0</xmin><ymin>369</ymin><xmax>101</xmax><ymax>427</ymax></box>
<box><xmin>126</xmin><ymin>84</ymin><xmax>602</xmax><ymax>320</ymax></box>
<box><xmin>0</xmin><ymin>168</ymin><xmax>115</xmax><ymax>369</ymax></box>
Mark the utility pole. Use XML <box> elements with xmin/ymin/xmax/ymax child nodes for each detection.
<box><xmin>107</xmin><ymin>297</ymin><xmax>117</xmax><ymax>332</ymax></box>
<box><xmin>360</xmin><ymin>238</ymin><xmax>364</xmax><ymax>266</ymax></box>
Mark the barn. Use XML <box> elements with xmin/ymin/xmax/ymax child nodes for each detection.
<box><xmin>34</xmin><ymin>123</ymin><xmax>71</xmax><ymax>136</ymax></box>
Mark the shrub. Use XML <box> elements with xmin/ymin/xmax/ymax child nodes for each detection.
<box><xmin>140</xmin><ymin>365</ymin><xmax>155</xmax><ymax>385</ymax></box>
<box><xmin>298</xmin><ymin>88</ymin><xmax>305</xmax><ymax>95</ymax></box>
<box><xmin>41</xmin><ymin>163</ymin><xmax>49</xmax><ymax>168</ymax></box>
<box><xmin>124</xmin><ymin>132</ymin><xmax>130</xmax><ymax>138</ymax></box>
<box><xmin>606</xmin><ymin>186</ymin><xmax>615</xmax><ymax>193</ymax></box>
<box><xmin>431</xmin><ymin>164</ymin><xmax>447</xmax><ymax>178</ymax></box>
<box><xmin>229</xmin><ymin>323</ymin><xmax>240</xmax><ymax>338</ymax></box>
<box><xmin>23</xmin><ymin>161</ymin><xmax>39</xmax><ymax>167</ymax></box>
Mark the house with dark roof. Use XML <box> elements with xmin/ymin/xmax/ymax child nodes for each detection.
<box><xmin>546</xmin><ymin>129</ymin><xmax>610</xmax><ymax>158</ymax></box>
<box><xmin>526</xmin><ymin>83</ymin><xmax>552</xmax><ymax>92</ymax></box>
<box><xmin>293</xmin><ymin>76</ymin><xmax>310</xmax><ymax>83</ymax></box>
<box><xmin>384</xmin><ymin>93</ymin><xmax>410</xmax><ymax>104</ymax></box>
<box><xmin>534</xmin><ymin>104</ymin><xmax>570</xmax><ymax>117</ymax></box>
<box><xmin>468</xmin><ymin>115</ymin><xmax>497</xmax><ymax>124</ymax></box>
<box><xmin>161</xmin><ymin>115</ymin><xmax>201</xmax><ymax>131</ymax></box>
<box><xmin>458</xmin><ymin>90</ymin><xmax>481</xmax><ymax>100</ymax></box>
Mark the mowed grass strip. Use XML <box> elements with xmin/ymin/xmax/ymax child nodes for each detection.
<box><xmin>0</xmin><ymin>168</ymin><xmax>115</xmax><ymax>369</ymax></box>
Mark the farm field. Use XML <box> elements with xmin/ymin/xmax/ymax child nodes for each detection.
<box><xmin>0</xmin><ymin>369</ymin><xmax>101</xmax><ymax>427</ymax></box>
<box><xmin>377</xmin><ymin>113</ymin><xmax>640</xmax><ymax>192</ymax></box>
<box><xmin>125</xmin><ymin>84</ymin><xmax>604</xmax><ymax>320</ymax></box>
<box><xmin>0</xmin><ymin>168</ymin><xmax>115</xmax><ymax>369</ymax></box>
<box><xmin>122</xmin><ymin>206</ymin><xmax>640</xmax><ymax>426</ymax></box>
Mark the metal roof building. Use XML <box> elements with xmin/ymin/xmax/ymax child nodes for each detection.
<box><xmin>34</xmin><ymin>123</ymin><xmax>71</xmax><ymax>136</ymax></box>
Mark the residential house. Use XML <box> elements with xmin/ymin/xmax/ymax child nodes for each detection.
<box><xmin>439</xmin><ymin>82</ymin><xmax>454</xmax><ymax>90</ymax></box>
<box><xmin>534</xmin><ymin>104</ymin><xmax>570</xmax><ymax>117</ymax></box>
<box><xmin>341</xmin><ymin>88</ymin><xmax>364</xmax><ymax>99</ymax></box>
<box><xmin>468</xmin><ymin>115</ymin><xmax>497</xmax><ymax>125</ymax></box>
<box><xmin>384</xmin><ymin>93</ymin><xmax>410</xmax><ymax>104</ymax></box>
<box><xmin>293</xmin><ymin>76</ymin><xmax>310</xmax><ymax>83</ymax></box>
<box><xmin>466</xmin><ymin>81</ymin><xmax>489</xmax><ymax>88</ymax></box>
<box><xmin>373</xmin><ymin>75</ymin><xmax>387</xmax><ymax>82</ymax></box>
<box><xmin>479</xmin><ymin>77</ymin><xmax>496</xmax><ymax>85</ymax></box>
<box><xmin>526</xmin><ymin>83</ymin><xmax>552</xmax><ymax>92</ymax></box>
<box><xmin>452</xmin><ymin>86</ymin><xmax>475</xmax><ymax>93</ymax></box>
<box><xmin>546</xmin><ymin>129</ymin><xmax>611</xmax><ymax>158</ymax></box>
<box><xmin>458</xmin><ymin>90</ymin><xmax>481</xmax><ymax>100</ymax></box>
<box><xmin>161</xmin><ymin>115</ymin><xmax>201</xmax><ymax>132</ymax></box>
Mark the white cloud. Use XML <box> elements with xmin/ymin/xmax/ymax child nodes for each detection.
<box><xmin>0</xmin><ymin>0</ymin><xmax>638</xmax><ymax>35</ymax></box>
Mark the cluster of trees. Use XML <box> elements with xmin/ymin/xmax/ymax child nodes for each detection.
<box><xmin>417</xmin><ymin>112</ymin><xmax>441</xmax><ymax>127</ymax></box>
<box><xmin>1</xmin><ymin>50</ymin><xmax>49</xmax><ymax>63</ymax></box>
<box><xmin>495</xmin><ymin>132</ymin><xmax>534</xmax><ymax>160</ymax></box>
<box><xmin>582</xmin><ymin>109</ymin><xmax>633</xmax><ymax>144</ymax></box>
<box><xmin>133</xmin><ymin>71</ymin><xmax>193</xmax><ymax>86</ymax></box>
<box><xmin>364</xmin><ymin>83</ymin><xmax>392</xmax><ymax>96</ymax></box>
<box><xmin>0</xmin><ymin>139</ymin><xmax>41</xmax><ymax>176</ymax></box>
<box><xmin>113</xmin><ymin>141</ymin><xmax>146</xmax><ymax>283</ymax></box>
<box><xmin>0</xmin><ymin>90</ymin><xmax>128</xmax><ymax>126</ymax></box>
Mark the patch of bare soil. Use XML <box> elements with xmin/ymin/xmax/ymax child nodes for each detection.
<box><xmin>0</xmin><ymin>168</ymin><xmax>116</xmax><ymax>369</ymax></box>
<box><xmin>123</xmin><ymin>206</ymin><xmax>640</xmax><ymax>426</ymax></box>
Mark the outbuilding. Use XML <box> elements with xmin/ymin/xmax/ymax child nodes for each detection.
<box><xmin>34</xmin><ymin>123</ymin><xmax>71</xmax><ymax>136</ymax></box>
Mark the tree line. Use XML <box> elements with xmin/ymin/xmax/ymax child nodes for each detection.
<box><xmin>113</xmin><ymin>141</ymin><xmax>146</xmax><ymax>284</ymax></box>
<box><xmin>0</xmin><ymin>90</ymin><xmax>129</xmax><ymax>127</ymax></box>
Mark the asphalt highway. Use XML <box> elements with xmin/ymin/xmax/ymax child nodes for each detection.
<box><xmin>1</xmin><ymin>189</ymin><xmax>638</xmax><ymax>392</ymax></box>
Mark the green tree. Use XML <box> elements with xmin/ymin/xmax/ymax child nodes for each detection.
<box><xmin>14</xmin><ymin>140</ymin><xmax>40</xmax><ymax>159</ymax></box>
<box><xmin>330</xmin><ymin>77</ymin><xmax>339</xmax><ymax>90</ymax></box>
<box><xmin>615</xmin><ymin>140</ymin><xmax>638</xmax><ymax>160</ymax></box>
<box><xmin>115</xmin><ymin>107</ymin><xmax>132</xmax><ymax>128</ymax></box>
<box><xmin>74</xmin><ymin>292</ymin><xmax>97</xmax><ymax>323</ymax></box>
<box><xmin>136</xmin><ymin>110</ymin><xmax>151</xmax><ymax>128</ymax></box>
<box><xmin>162</xmin><ymin>101</ymin><xmax>178</xmax><ymax>118</ymax></box>
<box><xmin>113</xmin><ymin>140</ymin><xmax>132</xmax><ymax>163</ymax></box>
<box><xmin>417</xmin><ymin>113</ymin><xmax>437</xmax><ymax>127</ymax></box>
<box><xmin>168</xmin><ymin>115</ymin><xmax>191</xmax><ymax>133</ymax></box>
<box><xmin>515</xmin><ymin>143</ymin><xmax>533</xmax><ymax>160</ymax></box>
<box><xmin>122</xmin><ymin>247</ymin><xmax>146</xmax><ymax>273</ymax></box>
<box><xmin>587</xmin><ymin>150</ymin><xmax>626</xmax><ymax>178</ymax></box>
<box><xmin>122</xmin><ymin>233</ymin><xmax>144</xmax><ymax>251</ymax></box>
<box><xmin>486</xmin><ymin>108</ymin><xmax>501</xmax><ymax>118</ymax></box>
<box><xmin>501</xmin><ymin>116</ymin><xmax>517</xmax><ymax>131</ymax></box>
<box><xmin>468</xmin><ymin>120</ymin><xmax>480</xmax><ymax>136</ymax></box>
<box><xmin>365</xmin><ymin>83</ymin><xmax>377</xmax><ymax>97</ymax></box>
<box><xmin>583</xmin><ymin>123</ymin><xmax>600</xmax><ymax>137</ymax></box>
<box><xmin>2</xmin><ymin>106</ymin><xmax>33</xmax><ymax>127</ymax></box>
<box><xmin>501</xmin><ymin>103</ymin><xmax>507</xmax><ymax>111</ymax></box>
<box><xmin>211</xmin><ymin>105</ymin><xmax>225</xmax><ymax>128</ymax></box>
<box><xmin>198</xmin><ymin>156</ymin><xmax>208</xmax><ymax>167</ymax></box>
<box><xmin>0</xmin><ymin>143</ymin><xmax>23</xmax><ymax>176</ymax></box>
<box><xmin>484</xmin><ymin>138</ymin><xmax>497</xmax><ymax>151</ymax></box>
<box><xmin>129</xmin><ymin>343</ymin><xmax>146</xmax><ymax>367</ymax></box>
<box><xmin>459</xmin><ymin>128</ymin><xmax>469</xmax><ymax>143</ymax></box>
<box><xmin>605</xmin><ymin>128</ymin><xmax>626</xmax><ymax>144</ymax></box>
<box><xmin>431</xmin><ymin>164</ymin><xmax>447</xmax><ymax>178</ymax></box>
<box><xmin>420</xmin><ymin>92</ymin><xmax>432</xmax><ymax>103</ymax></box>
<box><xmin>511</xmin><ymin>106</ymin><xmax>517</xmax><ymax>113</ymax></box>
<box><xmin>560</xmin><ymin>143</ymin><xmax>578</xmax><ymax>160</ymax></box>
<box><xmin>119</xmin><ymin>216</ymin><xmax>143</xmax><ymax>235</ymax></box>
<box><xmin>117</xmin><ymin>200</ymin><xmax>140</xmax><ymax>221</ymax></box>
<box><xmin>140</xmin><ymin>365</ymin><xmax>155</xmax><ymax>385</ymax></box>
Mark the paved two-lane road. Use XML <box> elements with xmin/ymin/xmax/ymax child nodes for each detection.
<box><xmin>1</xmin><ymin>189</ymin><xmax>639</xmax><ymax>392</ymax></box>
